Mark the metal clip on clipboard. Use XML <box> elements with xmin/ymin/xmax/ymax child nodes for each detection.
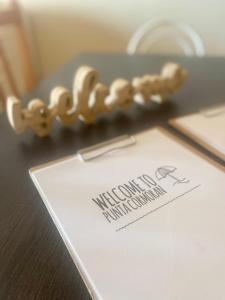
<box><xmin>78</xmin><ymin>135</ymin><xmax>136</xmax><ymax>162</ymax></box>
<box><xmin>200</xmin><ymin>103</ymin><xmax>225</xmax><ymax>118</ymax></box>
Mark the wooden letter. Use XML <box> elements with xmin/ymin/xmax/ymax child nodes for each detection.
<box><xmin>73</xmin><ymin>66</ymin><xmax>98</xmax><ymax>124</ymax></box>
<box><xmin>106</xmin><ymin>79</ymin><xmax>133</xmax><ymax>111</ymax></box>
<box><xmin>6</xmin><ymin>96</ymin><xmax>29</xmax><ymax>134</ymax></box>
<box><xmin>50</xmin><ymin>86</ymin><xmax>78</xmax><ymax>126</ymax></box>
<box><xmin>28</xmin><ymin>99</ymin><xmax>53</xmax><ymax>137</ymax></box>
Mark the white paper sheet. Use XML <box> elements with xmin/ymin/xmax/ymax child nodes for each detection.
<box><xmin>30</xmin><ymin>128</ymin><xmax>225</xmax><ymax>300</ymax></box>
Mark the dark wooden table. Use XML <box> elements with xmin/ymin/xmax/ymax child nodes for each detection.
<box><xmin>1</xmin><ymin>54</ymin><xmax>225</xmax><ymax>300</ymax></box>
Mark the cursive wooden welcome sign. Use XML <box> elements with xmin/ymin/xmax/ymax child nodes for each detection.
<box><xmin>6</xmin><ymin>63</ymin><xmax>187</xmax><ymax>137</ymax></box>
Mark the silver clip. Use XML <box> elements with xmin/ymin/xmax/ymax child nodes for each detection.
<box><xmin>200</xmin><ymin>103</ymin><xmax>225</xmax><ymax>118</ymax></box>
<box><xmin>78</xmin><ymin>135</ymin><xmax>136</xmax><ymax>161</ymax></box>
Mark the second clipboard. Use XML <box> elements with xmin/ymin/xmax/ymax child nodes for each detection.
<box><xmin>169</xmin><ymin>104</ymin><xmax>225</xmax><ymax>162</ymax></box>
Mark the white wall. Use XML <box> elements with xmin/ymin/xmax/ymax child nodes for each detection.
<box><xmin>18</xmin><ymin>0</ymin><xmax>225</xmax><ymax>78</ymax></box>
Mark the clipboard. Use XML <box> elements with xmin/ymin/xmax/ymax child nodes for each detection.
<box><xmin>29</xmin><ymin>127</ymin><xmax>225</xmax><ymax>300</ymax></box>
<box><xmin>169</xmin><ymin>104</ymin><xmax>225</xmax><ymax>162</ymax></box>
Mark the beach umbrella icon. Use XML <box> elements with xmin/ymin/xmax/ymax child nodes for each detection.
<box><xmin>155</xmin><ymin>165</ymin><xmax>189</xmax><ymax>185</ymax></box>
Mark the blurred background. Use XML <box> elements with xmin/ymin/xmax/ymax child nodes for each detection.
<box><xmin>0</xmin><ymin>0</ymin><xmax>224</xmax><ymax>111</ymax></box>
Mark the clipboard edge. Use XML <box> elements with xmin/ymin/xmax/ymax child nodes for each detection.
<box><xmin>169</xmin><ymin>118</ymin><xmax>225</xmax><ymax>171</ymax></box>
<box><xmin>29</xmin><ymin>154</ymin><xmax>75</xmax><ymax>174</ymax></box>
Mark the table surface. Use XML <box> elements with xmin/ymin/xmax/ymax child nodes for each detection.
<box><xmin>1</xmin><ymin>54</ymin><xmax>225</xmax><ymax>300</ymax></box>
